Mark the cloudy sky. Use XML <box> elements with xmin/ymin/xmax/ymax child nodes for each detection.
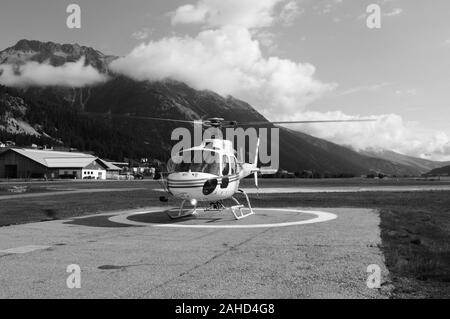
<box><xmin>1</xmin><ymin>0</ymin><xmax>450</xmax><ymax>159</ymax></box>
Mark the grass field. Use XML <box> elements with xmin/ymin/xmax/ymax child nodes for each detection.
<box><xmin>0</xmin><ymin>178</ymin><xmax>449</xmax><ymax>298</ymax></box>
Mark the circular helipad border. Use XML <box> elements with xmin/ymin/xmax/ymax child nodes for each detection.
<box><xmin>108</xmin><ymin>208</ymin><xmax>337</xmax><ymax>229</ymax></box>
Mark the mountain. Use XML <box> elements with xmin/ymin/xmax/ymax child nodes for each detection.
<box><xmin>286</xmin><ymin>130</ymin><xmax>425</xmax><ymax>176</ymax></box>
<box><xmin>360</xmin><ymin>148</ymin><xmax>450</xmax><ymax>175</ymax></box>
<box><xmin>0</xmin><ymin>93</ymin><xmax>40</xmax><ymax>136</ymax></box>
<box><xmin>425</xmin><ymin>165</ymin><xmax>450</xmax><ymax>176</ymax></box>
<box><xmin>0</xmin><ymin>39</ymin><xmax>116</xmax><ymax>72</ymax></box>
<box><xmin>0</xmin><ymin>40</ymin><xmax>442</xmax><ymax>176</ymax></box>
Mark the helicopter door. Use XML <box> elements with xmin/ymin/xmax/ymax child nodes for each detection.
<box><xmin>221</xmin><ymin>155</ymin><xmax>230</xmax><ymax>188</ymax></box>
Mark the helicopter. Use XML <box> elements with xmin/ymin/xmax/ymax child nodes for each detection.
<box><xmin>84</xmin><ymin>112</ymin><xmax>374</xmax><ymax>220</ymax></box>
<box><xmin>146</xmin><ymin>116</ymin><xmax>374</xmax><ymax>220</ymax></box>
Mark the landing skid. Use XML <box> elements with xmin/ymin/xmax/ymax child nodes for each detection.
<box><xmin>166</xmin><ymin>200</ymin><xmax>198</xmax><ymax>219</ymax></box>
<box><xmin>166</xmin><ymin>189</ymin><xmax>255</xmax><ymax>220</ymax></box>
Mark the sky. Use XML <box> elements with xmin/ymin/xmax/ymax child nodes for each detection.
<box><xmin>0</xmin><ymin>0</ymin><xmax>450</xmax><ymax>160</ymax></box>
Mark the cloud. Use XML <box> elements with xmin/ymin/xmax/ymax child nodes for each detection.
<box><xmin>131</xmin><ymin>28</ymin><xmax>152</xmax><ymax>40</ymax></box>
<box><xmin>110</xmin><ymin>26</ymin><xmax>335</xmax><ymax>119</ymax></box>
<box><xmin>171</xmin><ymin>0</ymin><xmax>285</xmax><ymax>28</ymax></box>
<box><xmin>254</xmin><ymin>30</ymin><xmax>278</xmax><ymax>52</ymax></box>
<box><xmin>170</xmin><ymin>3</ymin><xmax>210</xmax><ymax>25</ymax></box>
<box><xmin>336</xmin><ymin>82</ymin><xmax>393</xmax><ymax>96</ymax></box>
<box><xmin>313</xmin><ymin>0</ymin><xmax>343</xmax><ymax>15</ymax></box>
<box><xmin>0</xmin><ymin>58</ymin><xmax>107</xmax><ymax>88</ymax></box>
<box><xmin>384</xmin><ymin>8</ymin><xmax>403</xmax><ymax>17</ymax></box>
<box><xmin>395</xmin><ymin>88</ymin><xmax>417</xmax><ymax>96</ymax></box>
<box><xmin>279</xmin><ymin>1</ymin><xmax>304</xmax><ymax>26</ymax></box>
<box><xmin>280</xmin><ymin>111</ymin><xmax>450</xmax><ymax>161</ymax></box>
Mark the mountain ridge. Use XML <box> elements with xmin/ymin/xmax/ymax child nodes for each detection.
<box><xmin>425</xmin><ymin>165</ymin><xmax>450</xmax><ymax>176</ymax></box>
<box><xmin>360</xmin><ymin>148</ymin><xmax>450</xmax><ymax>174</ymax></box>
<box><xmin>0</xmin><ymin>39</ymin><xmax>116</xmax><ymax>72</ymax></box>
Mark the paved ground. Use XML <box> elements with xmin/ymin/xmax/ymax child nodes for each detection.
<box><xmin>0</xmin><ymin>188</ymin><xmax>146</xmax><ymax>200</ymax></box>
<box><xmin>4</xmin><ymin>181</ymin><xmax>450</xmax><ymax>201</ymax></box>
<box><xmin>224</xmin><ymin>185</ymin><xmax>450</xmax><ymax>194</ymax></box>
<box><xmin>0</xmin><ymin>206</ymin><xmax>392</xmax><ymax>298</ymax></box>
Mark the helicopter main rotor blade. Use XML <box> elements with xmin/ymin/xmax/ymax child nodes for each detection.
<box><xmin>83</xmin><ymin>112</ymin><xmax>376</xmax><ymax>127</ymax></box>
<box><xmin>235</xmin><ymin>119</ymin><xmax>376</xmax><ymax>126</ymax></box>
<box><xmin>82</xmin><ymin>112</ymin><xmax>200</xmax><ymax>124</ymax></box>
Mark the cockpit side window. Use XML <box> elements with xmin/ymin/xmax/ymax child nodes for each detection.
<box><xmin>230</xmin><ymin>156</ymin><xmax>237</xmax><ymax>175</ymax></box>
<box><xmin>222</xmin><ymin>155</ymin><xmax>230</xmax><ymax>176</ymax></box>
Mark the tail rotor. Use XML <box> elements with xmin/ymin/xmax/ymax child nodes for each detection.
<box><xmin>253</xmin><ymin>138</ymin><xmax>260</xmax><ymax>189</ymax></box>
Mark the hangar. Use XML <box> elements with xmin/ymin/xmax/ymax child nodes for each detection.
<box><xmin>0</xmin><ymin>148</ymin><xmax>111</xmax><ymax>179</ymax></box>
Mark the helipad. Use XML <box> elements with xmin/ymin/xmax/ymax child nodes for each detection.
<box><xmin>108</xmin><ymin>208</ymin><xmax>337</xmax><ymax>229</ymax></box>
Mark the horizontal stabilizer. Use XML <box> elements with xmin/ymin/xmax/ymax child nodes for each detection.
<box><xmin>259</xmin><ymin>167</ymin><xmax>278</xmax><ymax>175</ymax></box>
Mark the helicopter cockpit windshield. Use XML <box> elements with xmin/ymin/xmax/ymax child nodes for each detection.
<box><xmin>168</xmin><ymin>150</ymin><xmax>221</xmax><ymax>175</ymax></box>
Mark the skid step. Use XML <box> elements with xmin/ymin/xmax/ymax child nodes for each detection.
<box><xmin>230</xmin><ymin>205</ymin><xmax>254</xmax><ymax>220</ymax></box>
<box><xmin>230</xmin><ymin>189</ymin><xmax>255</xmax><ymax>220</ymax></box>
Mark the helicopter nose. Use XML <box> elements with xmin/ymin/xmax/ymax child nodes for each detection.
<box><xmin>202</xmin><ymin>178</ymin><xmax>218</xmax><ymax>195</ymax></box>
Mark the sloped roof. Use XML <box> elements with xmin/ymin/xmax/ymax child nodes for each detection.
<box><xmin>97</xmin><ymin>159</ymin><xmax>121</xmax><ymax>171</ymax></box>
<box><xmin>9</xmin><ymin>148</ymin><xmax>97</xmax><ymax>168</ymax></box>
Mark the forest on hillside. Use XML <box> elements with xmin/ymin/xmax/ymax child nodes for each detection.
<box><xmin>0</xmin><ymin>85</ymin><xmax>170</xmax><ymax>161</ymax></box>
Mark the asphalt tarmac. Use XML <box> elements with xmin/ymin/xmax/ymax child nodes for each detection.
<box><xmin>0</xmin><ymin>206</ymin><xmax>392</xmax><ymax>298</ymax></box>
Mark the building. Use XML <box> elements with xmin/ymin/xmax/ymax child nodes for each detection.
<box><xmin>0</xmin><ymin>148</ymin><xmax>109</xmax><ymax>179</ymax></box>
<box><xmin>111</xmin><ymin>161</ymin><xmax>129</xmax><ymax>169</ymax></box>
<box><xmin>97</xmin><ymin>159</ymin><xmax>122</xmax><ymax>179</ymax></box>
